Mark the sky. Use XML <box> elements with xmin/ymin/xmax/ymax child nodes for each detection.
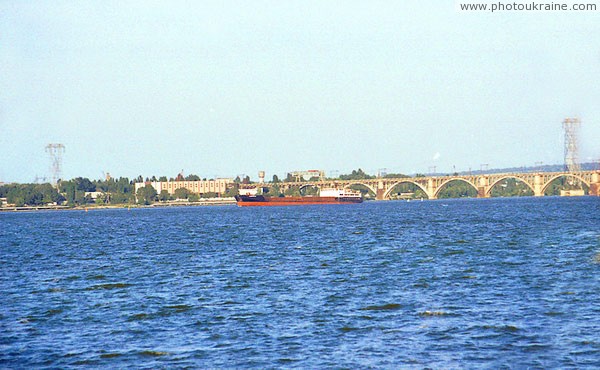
<box><xmin>1</xmin><ymin>1</ymin><xmax>599</xmax><ymax>183</ymax></box>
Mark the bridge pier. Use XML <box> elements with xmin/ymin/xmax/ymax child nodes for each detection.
<box><xmin>425</xmin><ymin>179</ymin><xmax>436</xmax><ymax>200</ymax></box>
<box><xmin>533</xmin><ymin>174</ymin><xmax>544</xmax><ymax>196</ymax></box>
<box><xmin>591</xmin><ymin>173</ymin><xmax>600</xmax><ymax>196</ymax></box>
<box><xmin>376</xmin><ymin>181</ymin><xmax>385</xmax><ymax>200</ymax></box>
<box><xmin>477</xmin><ymin>176</ymin><xmax>490</xmax><ymax>198</ymax></box>
<box><xmin>477</xmin><ymin>187</ymin><xmax>490</xmax><ymax>198</ymax></box>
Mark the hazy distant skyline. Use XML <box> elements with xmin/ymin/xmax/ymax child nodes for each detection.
<box><xmin>1</xmin><ymin>1</ymin><xmax>599</xmax><ymax>183</ymax></box>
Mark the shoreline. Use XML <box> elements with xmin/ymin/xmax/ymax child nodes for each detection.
<box><xmin>0</xmin><ymin>198</ymin><xmax>237</xmax><ymax>212</ymax></box>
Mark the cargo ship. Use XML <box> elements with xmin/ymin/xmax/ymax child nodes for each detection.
<box><xmin>235</xmin><ymin>188</ymin><xmax>363</xmax><ymax>207</ymax></box>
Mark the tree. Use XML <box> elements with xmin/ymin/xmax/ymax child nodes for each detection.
<box><xmin>158</xmin><ymin>190</ymin><xmax>170</xmax><ymax>202</ymax></box>
<box><xmin>272</xmin><ymin>174</ymin><xmax>280</xmax><ymax>183</ymax></box>
<box><xmin>284</xmin><ymin>187</ymin><xmax>301</xmax><ymax>196</ymax></box>
<box><xmin>173</xmin><ymin>187</ymin><xmax>190</xmax><ymax>200</ymax></box>
<box><xmin>95</xmin><ymin>193</ymin><xmax>108</xmax><ymax>204</ymax></box>
<box><xmin>383</xmin><ymin>173</ymin><xmax>409</xmax><ymax>179</ymax></box>
<box><xmin>223</xmin><ymin>186</ymin><xmax>239</xmax><ymax>197</ymax></box>
<box><xmin>437</xmin><ymin>181</ymin><xmax>477</xmax><ymax>199</ymax></box>
<box><xmin>59</xmin><ymin>180</ymin><xmax>80</xmax><ymax>205</ymax></box>
<box><xmin>136</xmin><ymin>184</ymin><xmax>157</xmax><ymax>205</ymax></box>
<box><xmin>265</xmin><ymin>185</ymin><xmax>282</xmax><ymax>197</ymax></box>
<box><xmin>185</xmin><ymin>174</ymin><xmax>201</xmax><ymax>181</ymax></box>
<box><xmin>6</xmin><ymin>187</ymin><xmax>25</xmax><ymax>206</ymax></box>
<box><xmin>339</xmin><ymin>168</ymin><xmax>374</xmax><ymax>180</ymax></box>
<box><xmin>73</xmin><ymin>177</ymin><xmax>96</xmax><ymax>192</ymax></box>
<box><xmin>300</xmin><ymin>186</ymin><xmax>319</xmax><ymax>196</ymax></box>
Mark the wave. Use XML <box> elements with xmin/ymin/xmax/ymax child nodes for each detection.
<box><xmin>360</xmin><ymin>303</ymin><xmax>402</xmax><ymax>311</ymax></box>
<box><xmin>85</xmin><ymin>283</ymin><xmax>132</xmax><ymax>290</ymax></box>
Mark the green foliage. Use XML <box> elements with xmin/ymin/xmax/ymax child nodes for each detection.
<box><xmin>543</xmin><ymin>176</ymin><xmax>588</xmax><ymax>196</ymax></box>
<box><xmin>95</xmin><ymin>193</ymin><xmax>108</xmax><ymax>205</ymax></box>
<box><xmin>339</xmin><ymin>168</ymin><xmax>375</xmax><ymax>180</ymax></box>
<box><xmin>173</xmin><ymin>187</ymin><xmax>190</xmax><ymax>200</ymax></box>
<box><xmin>387</xmin><ymin>182</ymin><xmax>427</xmax><ymax>199</ymax></box>
<box><xmin>110</xmin><ymin>192</ymin><xmax>134</xmax><ymax>204</ymax></box>
<box><xmin>284</xmin><ymin>187</ymin><xmax>301</xmax><ymax>196</ymax></box>
<box><xmin>223</xmin><ymin>186</ymin><xmax>239</xmax><ymax>197</ymax></box>
<box><xmin>188</xmin><ymin>193</ymin><xmax>200</xmax><ymax>202</ymax></box>
<box><xmin>136</xmin><ymin>184</ymin><xmax>157</xmax><ymax>205</ymax></box>
<box><xmin>383</xmin><ymin>173</ymin><xmax>409</xmax><ymax>179</ymax></box>
<box><xmin>202</xmin><ymin>192</ymin><xmax>218</xmax><ymax>198</ymax></box>
<box><xmin>92</xmin><ymin>177</ymin><xmax>134</xmax><ymax>205</ymax></box>
<box><xmin>0</xmin><ymin>183</ymin><xmax>65</xmax><ymax>206</ymax></box>
<box><xmin>490</xmin><ymin>178</ymin><xmax>534</xmax><ymax>197</ymax></box>
<box><xmin>300</xmin><ymin>186</ymin><xmax>319</xmax><ymax>196</ymax></box>
<box><xmin>437</xmin><ymin>180</ymin><xmax>477</xmax><ymax>199</ymax></box>
<box><xmin>158</xmin><ymin>190</ymin><xmax>171</xmax><ymax>202</ymax></box>
<box><xmin>60</xmin><ymin>178</ymin><xmax>97</xmax><ymax>205</ymax></box>
<box><xmin>264</xmin><ymin>185</ymin><xmax>283</xmax><ymax>197</ymax></box>
<box><xmin>73</xmin><ymin>177</ymin><xmax>96</xmax><ymax>192</ymax></box>
<box><xmin>272</xmin><ymin>174</ymin><xmax>280</xmax><ymax>183</ymax></box>
<box><xmin>185</xmin><ymin>174</ymin><xmax>201</xmax><ymax>181</ymax></box>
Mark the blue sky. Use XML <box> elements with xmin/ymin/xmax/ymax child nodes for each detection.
<box><xmin>1</xmin><ymin>1</ymin><xmax>599</xmax><ymax>182</ymax></box>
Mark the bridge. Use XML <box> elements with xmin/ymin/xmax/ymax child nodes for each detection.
<box><xmin>240</xmin><ymin>170</ymin><xmax>600</xmax><ymax>200</ymax></box>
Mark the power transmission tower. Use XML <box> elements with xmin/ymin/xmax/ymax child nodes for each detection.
<box><xmin>45</xmin><ymin>143</ymin><xmax>65</xmax><ymax>187</ymax></box>
<box><xmin>563</xmin><ymin>118</ymin><xmax>581</xmax><ymax>173</ymax></box>
<box><xmin>562</xmin><ymin>118</ymin><xmax>581</xmax><ymax>188</ymax></box>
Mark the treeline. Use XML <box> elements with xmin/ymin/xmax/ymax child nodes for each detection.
<box><xmin>0</xmin><ymin>172</ymin><xmax>241</xmax><ymax>207</ymax></box>
<box><xmin>0</xmin><ymin>177</ymin><xmax>136</xmax><ymax>207</ymax></box>
<box><xmin>0</xmin><ymin>183</ymin><xmax>65</xmax><ymax>207</ymax></box>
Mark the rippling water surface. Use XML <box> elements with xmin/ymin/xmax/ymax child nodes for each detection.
<box><xmin>1</xmin><ymin>197</ymin><xmax>600</xmax><ymax>368</ymax></box>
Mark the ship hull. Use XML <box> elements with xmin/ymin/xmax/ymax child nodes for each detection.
<box><xmin>235</xmin><ymin>195</ymin><xmax>362</xmax><ymax>207</ymax></box>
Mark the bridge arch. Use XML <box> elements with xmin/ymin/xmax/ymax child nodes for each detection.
<box><xmin>295</xmin><ymin>183</ymin><xmax>320</xmax><ymax>196</ymax></box>
<box><xmin>433</xmin><ymin>178</ymin><xmax>478</xmax><ymax>199</ymax></box>
<box><xmin>298</xmin><ymin>183</ymin><xmax>320</xmax><ymax>191</ymax></box>
<box><xmin>342</xmin><ymin>182</ymin><xmax>377</xmax><ymax>196</ymax></box>
<box><xmin>486</xmin><ymin>175</ymin><xmax>535</xmax><ymax>197</ymax></box>
<box><xmin>383</xmin><ymin>180</ymin><xmax>429</xmax><ymax>200</ymax></box>
<box><xmin>541</xmin><ymin>174</ymin><xmax>591</xmax><ymax>195</ymax></box>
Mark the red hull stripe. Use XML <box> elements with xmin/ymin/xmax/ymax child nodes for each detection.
<box><xmin>237</xmin><ymin>201</ymin><xmax>360</xmax><ymax>207</ymax></box>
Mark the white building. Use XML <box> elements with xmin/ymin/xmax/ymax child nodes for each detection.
<box><xmin>134</xmin><ymin>178</ymin><xmax>234</xmax><ymax>196</ymax></box>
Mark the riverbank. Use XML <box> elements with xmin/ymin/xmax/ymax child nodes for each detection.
<box><xmin>0</xmin><ymin>198</ymin><xmax>237</xmax><ymax>212</ymax></box>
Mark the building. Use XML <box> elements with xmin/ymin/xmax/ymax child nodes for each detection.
<box><xmin>134</xmin><ymin>178</ymin><xmax>234</xmax><ymax>197</ymax></box>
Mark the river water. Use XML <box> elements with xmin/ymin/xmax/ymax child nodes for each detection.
<box><xmin>1</xmin><ymin>197</ymin><xmax>599</xmax><ymax>368</ymax></box>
